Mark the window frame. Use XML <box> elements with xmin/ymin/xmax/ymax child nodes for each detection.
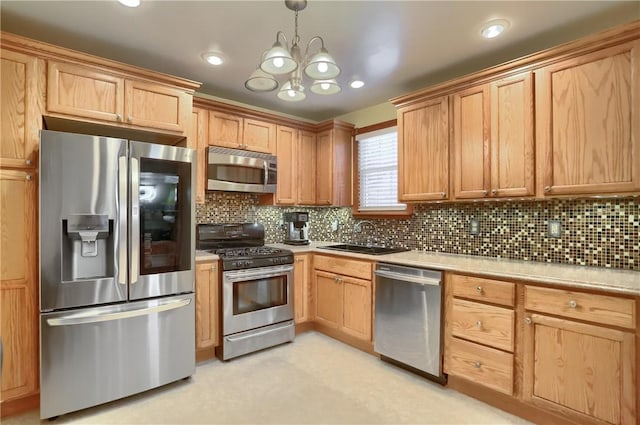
<box><xmin>352</xmin><ymin>119</ymin><xmax>413</xmax><ymax>218</ymax></box>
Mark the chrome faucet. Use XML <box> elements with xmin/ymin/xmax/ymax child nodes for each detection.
<box><xmin>353</xmin><ymin>220</ymin><xmax>379</xmax><ymax>246</ymax></box>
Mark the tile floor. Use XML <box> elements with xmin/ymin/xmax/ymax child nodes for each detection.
<box><xmin>6</xmin><ymin>332</ymin><xmax>531</xmax><ymax>424</ymax></box>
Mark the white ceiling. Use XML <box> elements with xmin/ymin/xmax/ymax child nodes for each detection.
<box><xmin>1</xmin><ymin>1</ymin><xmax>638</xmax><ymax>122</ymax></box>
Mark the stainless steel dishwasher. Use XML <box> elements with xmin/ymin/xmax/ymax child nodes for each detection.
<box><xmin>374</xmin><ymin>263</ymin><xmax>444</xmax><ymax>382</ymax></box>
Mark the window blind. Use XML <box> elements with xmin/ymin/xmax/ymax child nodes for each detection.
<box><xmin>357</xmin><ymin>129</ymin><xmax>406</xmax><ymax>211</ymax></box>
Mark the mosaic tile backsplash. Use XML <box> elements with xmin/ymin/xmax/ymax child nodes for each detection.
<box><xmin>197</xmin><ymin>193</ymin><xmax>640</xmax><ymax>271</ymax></box>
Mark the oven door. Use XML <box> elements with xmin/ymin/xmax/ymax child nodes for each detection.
<box><xmin>222</xmin><ymin>264</ymin><xmax>293</xmax><ymax>335</ymax></box>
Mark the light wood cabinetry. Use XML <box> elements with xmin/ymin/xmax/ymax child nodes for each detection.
<box><xmin>297</xmin><ymin>130</ymin><xmax>317</xmax><ymax>205</ymax></box>
<box><xmin>0</xmin><ymin>169</ymin><xmax>38</xmax><ymax>407</ymax></box>
<box><xmin>190</xmin><ymin>107</ymin><xmax>208</xmax><ymax>204</ymax></box>
<box><xmin>314</xmin><ymin>122</ymin><xmax>353</xmax><ymax>206</ymax></box>
<box><xmin>313</xmin><ymin>254</ymin><xmax>373</xmax><ymax>342</ymax></box>
<box><xmin>208</xmin><ymin>111</ymin><xmax>275</xmax><ymax>153</ymax></box>
<box><xmin>47</xmin><ymin>61</ymin><xmax>191</xmax><ymax>134</ymax></box>
<box><xmin>523</xmin><ymin>287</ymin><xmax>636</xmax><ymax>425</ymax></box>
<box><xmin>274</xmin><ymin>125</ymin><xmax>298</xmax><ymax>205</ymax></box>
<box><xmin>445</xmin><ymin>273</ymin><xmax>516</xmax><ymax>396</ymax></box>
<box><xmin>397</xmin><ymin>96</ymin><xmax>449</xmax><ymax>201</ymax></box>
<box><xmin>452</xmin><ymin>72</ymin><xmax>534</xmax><ymax>199</ymax></box>
<box><xmin>0</xmin><ymin>49</ymin><xmax>44</xmax><ymax>169</ymax></box>
<box><xmin>536</xmin><ymin>41</ymin><xmax>640</xmax><ymax>196</ymax></box>
<box><xmin>195</xmin><ymin>261</ymin><xmax>219</xmax><ymax>361</ymax></box>
<box><xmin>293</xmin><ymin>254</ymin><xmax>310</xmax><ymax>323</ymax></box>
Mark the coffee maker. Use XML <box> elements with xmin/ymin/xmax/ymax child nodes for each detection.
<box><xmin>283</xmin><ymin>212</ymin><xmax>310</xmax><ymax>245</ymax></box>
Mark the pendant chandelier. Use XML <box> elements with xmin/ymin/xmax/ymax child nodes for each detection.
<box><xmin>245</xmin><ymin>0</ymin><xmax>341</xmax><ymax>102</ymax></box>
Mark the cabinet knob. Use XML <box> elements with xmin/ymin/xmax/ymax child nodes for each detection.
<box><xmin>475</xmin><ymin>320</ymin><xmax>482</xmax><ymax>329</ymax></box>
<box><xmin>483</xmin><ymin>190</ymin><xmax>488</xmax><ymax>196</ymax></box>
<box><xmin>476</xmin><ymin>286</ymin><xmax>483</xmax><ymax>293</ymax></box>
<box><xmin>116</xmin><ymin>114</ymin><xmax>122</xmax><ymax>122</ymax></box>
<box><xmin>440</xmin><ymin>192</ymin><xmax>446</xmax><ymax>198</ymax></box>
<box><xmin>127</xmin><ymin>115</ymin><xmax>133</xmax><ymax>123</ymax></box>
<box><xmin>473</xmin><ymin>361</ymin><xmax>482</xmax><ymax>369</ymax></box>
<box><xmin>491</xmin><ymin>189</ymin><xmax>498</xmax><ymax>195</ymax></box>
<box><xmin>211</xmin><ymin>265</ymin><xmax>216</xmax><ymax>271</ymax></box>
<box><xmin>568</xmin><ymin>300</ymin><xmax>577</xmax><ymax>309</ymax></box>
<box><xmin>25</xmin><ymin>159</ymin><xmax>32</xmax><ymax>166</ymax></box>
<box><xmin>25</xmin><ymin>174</ymin><xmax>32</xmax><ymax>181</ymax></box>
<box><xmin>525</xmin><ymin>317</ymin><xmax>532</xmax><ymax>325</ymax></box>
<box><xmin>544</xmin><ymin>186</ymin><xmax>551</xmax><ymax>192</ymax></box>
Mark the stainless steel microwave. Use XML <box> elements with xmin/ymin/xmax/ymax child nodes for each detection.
<box><xmin>207</xmin><ymin>146</ymin><xmax>277</xmax><ymax>193</ymax></box>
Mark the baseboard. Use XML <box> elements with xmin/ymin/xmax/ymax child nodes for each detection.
<box><xmin>313</xmin><ymin>323</ymin><xmax>375</xmax><ymax>355</ymax></box>
<box><xmin>0</xmin><ymin>393</ymin><xmax>39</xmax><ymax>418</ymax></box>
<box><xmin>196</xmin><ymin>346</ymin><xmax>217</xmax><ymax>363</ymax></box>
<box><xmin>295</xmin><ymin>321</ymin><xmax>315</xmax><ymax>334</ymax></box>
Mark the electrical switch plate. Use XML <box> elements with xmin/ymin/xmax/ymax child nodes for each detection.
<box><xmin>331</xmin><ymin>220</ymin><xmax>339</xmax><ymax>231</ymax></box>
<box><xmin>470</xmin><ymin>219</ymin><xmax>480</xmax><ymax>235</ymax></box>
<box><xmin>548</xmin><ymin>220</ymin><xmax>562</xmax><ymax>238</ymax></box>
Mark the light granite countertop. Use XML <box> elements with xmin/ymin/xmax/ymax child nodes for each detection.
<box><xmin>195</xmin><ymin>242</ymin><xmax>639</xmax><ymax>296</ymax></box>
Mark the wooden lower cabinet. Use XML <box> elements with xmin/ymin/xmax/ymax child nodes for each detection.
<box><xmin>314</xmin><ymin>270</ymin><xmax>342</xmax><ymax>329</ymax></box>
<box><xmin>0</xmin><ymin>169</ymin><xmax>39</xmax><ymax>415</ymax></box>
<box><xmin>293</xmin><ymin>254</ymin><xmax>310</xmax><ymax>323</ymax></box>
<box><xmin>195</xmin><ymin>261</ymin><xmax>219</xmax><ymax>361</ymax></box>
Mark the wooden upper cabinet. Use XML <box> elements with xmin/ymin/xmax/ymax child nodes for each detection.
<box><xmin>191</xmin><ymin>107</ymin><xmax>209</xmax><ymax>204</ymax></box>
<box><xmin>124</xmin><ymin>79</ymin><xmax>189</xmax><ymax>133</ymax></box>
<box><xmin>0</xmin><ymin>49</ymin><xmax>44</xmax><ymax>169</ymax></box>
<box><xmin>452</xmin><ymin>72</ymin><xmax>534</xmax><ymax>200</ymax></box>
<box><xmin>244</xmin><ymin>118</ymin><xmax>275</xmax><ymax>153</ymax></box>
<box><xmin>315</xmin><ymin>123</ymin><xmax>353</xmax><ymax>206</ymax></box>
<box><xmin>47</xmin><ymin>61</ymin><xmax>191</xmax><ymax>134</ymax></box>
<box><xmin>0</xmin><ymin>169</ymin><xmax>38</xmax><ymax>404</ymax></box>
<box><xmin>536</xmin><ymin>41</ymin><xmax>640</xmax><ymax>196</ymax></box>
<box><xmin>315</xmin><ymin>129</ymin><xmax>333</xmax><ymax>205</ymax></box>
<box><xmin>208</xmin><ymin>111</ymin><xmax>243</xmax><ymax>149</ymax></box>
<box><xmin>297</xmin><ymin>130</ymin><xmax>317</xmax><ymax>205</ymax></box>
<box><xmin>274</xmin><ymin>125</ymin><xmax>298</xmax><ymax>205</ymax></box>
<box><xmin>398</xmin><ymin>96</ymin><xmax>449</xmax><ymax>201</ymax></box>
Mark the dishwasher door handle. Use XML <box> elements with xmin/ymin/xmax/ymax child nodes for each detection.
<box><xmin>375</xmin><ymin>269</ymin><xmax>441</xmax><ymax>286</ymax></box>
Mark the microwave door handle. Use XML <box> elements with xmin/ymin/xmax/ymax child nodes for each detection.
<box><xmin>117</xmin><ymin>156</ymin><xmax>128</xmax><ymax>285</ymax></box>
<box><xmin>263</xmin><ymin>161</ymin><xmax>268</xmax><ymax>186</ymax></box>
<box><xmin>130</xmin><ymin>157</ymin><xmax>140</xmax><ymax>285</ymax></box>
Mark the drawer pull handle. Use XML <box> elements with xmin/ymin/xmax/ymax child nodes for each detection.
<box><xmin>525</xmin><ymin>317</ymin><xmax>532</xmax><ymax>325</ymax></box>
<box><xmin>474</xmin><ymin>361</ymin><xmax>482</xmax><ymax>369</ymax></box>
<box><xmin>475</xmin><ymin>286</ymin><xmax>483</xmax><ymax>293</ymax></box>
<box><xmin>475</xmin><ymin>320</ymin><xmax>482</xmax><ymax>329</ymax></box>
<box><xmin>568</xmin><ymin>300</ymin><xmax>577</xmax><ymax>309</ymax></box>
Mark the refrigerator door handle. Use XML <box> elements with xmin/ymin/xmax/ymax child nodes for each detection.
<box><xmin>46</xmin><ymin>298</ymin><xmax>192</xmax><ymax>327</ymax></box>
<box><xmin>118</xmin><ymin>155</ymin><xmax>128</xmax><ymax>285</ymax></box>
<box><xmin>130</xmin><ymin>156</ymin><xmax>140</xmax><ymax>285</ymax></box>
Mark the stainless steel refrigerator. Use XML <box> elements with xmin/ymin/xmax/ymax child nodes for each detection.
<box><xmin>39</xmin><ymin>130</ymin><xmax>196</xmax><ymax>419</ymax></box>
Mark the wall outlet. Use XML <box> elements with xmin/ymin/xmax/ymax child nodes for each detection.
<box><xmin>548</xmin><ymin>220</ymin><xmax>562</xmax><ymax>238</ymax></box>
<box><xmin>470</xmin><ymin>219</ymin><xmax>480</xmax><ymax>235</ymax></box>
<box><xmin>331</xmin><ymin>219</ymin><xmax>339</xmax><ymax>231</ymax></box>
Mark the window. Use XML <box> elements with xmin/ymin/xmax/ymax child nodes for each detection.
<box><xmin>353</xmin><ymin>120</ymin><xmax>411</xmax><ymax>217</ymax></box>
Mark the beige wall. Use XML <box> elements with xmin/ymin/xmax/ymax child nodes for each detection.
<box><xmin>336</xmin><ymin>102</ymin><xmax>397</xmax><ymax>129</ymax></box>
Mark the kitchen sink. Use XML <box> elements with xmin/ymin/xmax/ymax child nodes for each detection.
<box><xmin>319</xmin><ymin>244</ymin><xmax>410</xmax><ymax>255</ymax></box>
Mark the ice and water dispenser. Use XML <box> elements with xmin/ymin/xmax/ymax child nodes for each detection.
<box><xmin>62</xmin><ymin>214</ymin><xmax>114</xmax><ymax>281</ymax></box>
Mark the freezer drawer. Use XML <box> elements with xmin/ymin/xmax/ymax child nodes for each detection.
<box><xmin>40</xmin><ymin>294</ymin><xmax>195</xmax><ymax>419</ymax></box>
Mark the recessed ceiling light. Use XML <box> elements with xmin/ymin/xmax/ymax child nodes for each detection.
<box><xmin>350</xmin><ymin>80</ymin><xmax>365</xmax><ymax>89</ymax></box>
<box><xmin>202</xmin><ymin>52</ymin><xmax>225</xmax><ymax>66</ymax></box>
<box><xmin>118</xmin><ymin>0</ymin><xmax>140</xmax><ymax>7</ymax></box>
<box><xmin>481</xmin><ymin>19</ymin><xmax>509</xmax><ymax>39</ymax></box>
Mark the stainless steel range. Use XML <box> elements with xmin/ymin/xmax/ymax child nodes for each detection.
<box><xmin>197</xmin><ymin>223</ymin><xmax>294</xmax><ymax>360</ymax></box>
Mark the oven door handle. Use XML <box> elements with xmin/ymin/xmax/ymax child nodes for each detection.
<box><xmin>223</xmin><ymin>265</ymin><xmax>293</xmax><ymax>282</ymax></box>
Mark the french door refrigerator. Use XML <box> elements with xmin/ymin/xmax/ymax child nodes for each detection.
<box><xmin>39</xmin><ymin>130</ymin><xmax>196</xmax><ymax>419</ymax></box>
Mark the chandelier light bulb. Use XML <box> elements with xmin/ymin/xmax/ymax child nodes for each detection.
<box><xmin>273</xmin><ymin>57</ymin><xmax>285</xmax><ymax>68</ymax></box>
<box><xmin>288</xmin><ymin>89</ymin><xmax>296</xmax><ymax>97</ymax></box>
<box><xmin>320</xmin><ymin>82</ymin><xmax>330</xmax><ymax>90</ymax></box>
<box><xmin>317</xmin><ymin>62</ymin><xmax>328</xmax><ymax>73</ymax></box>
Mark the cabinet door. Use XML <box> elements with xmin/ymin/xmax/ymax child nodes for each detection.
<box><xmin>524</xmin><ymin>314</ymin><xmax>636</xmax><ymax>425</ymax></box>
<box><xmin>275</xmin><ymin>125</ymin><xmax>298</xmax><ymax>205</ymax></box>
<box><xmin>0</xmin><ymin>50</ymin><xmax>44</xmax><ymax>169</ymax></box>
<box><xmin>398</xmin><ymin>96</ymin><xmax>449</xmax><ymax>201</ymax></box>
<box><xmin>315</xmin><ymin>130</ymin><xmax>333</xmax><ymax>205</ymax></box>
<box><xmin>195</xmin><ymin>262</ymin><xmax>219</xmax><ymax>350</ymax></box>
<box><xmin>0</xmin><ymin>169</ymin><xmax>38</xmax><ymax>403</ymax></box>
<box><xmin>490</xmin><ymin>72</ymin><xmax>535</xmax><ymax>197</ymax></box>
<box><xmin>297</xmin><ymin>130</ymin><xmax>317</xmax><ymax>205</ymax></box>
<box><xmin>191</xmin><ymin>107</ymin><xmax>208</xmax><ymax>204</ymax></box>
<box><xmin>452</xmin><ymin>85</ymin><xmax>490</xmax><ymax>199</ymax></box>
<box><xmin>536</xmin><ymin>41</ymin><xmax>640</xmax><ymax>196</ymax></box>
<box><xmin>47</xmin><ymin>61</ymin><xmax>124</xmax><ymax>124</ymax></box>
<box><xmin>341</xmin><ymin>275</ymin><xmax>372</xmax><ymax>341</ymax></box>
<box><xmin>209</xmin><ymin>111</ymin><xmax>243</xmax><ymax>149</ymax></box>
<box><xmin>293</xmin><ymin>254</ymin><xmax>310</xmax><ymax>323</ymax></box>
<box><xmin>314</xmin><ymin>270</ymin><xmax>342</xmax><ymax>329</ymax></box>
<box><xmin>124</xmin><ymin>79</ymin><xmax>190</xmax><ymax>133</ymax></box>
<box><xmin>244</xmin><ymin>118</ymin><xmax>276</xmax><ymax>153</ymax></box>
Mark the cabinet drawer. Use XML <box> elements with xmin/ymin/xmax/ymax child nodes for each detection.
<box><xmin>448</xmin><ymin>337</ymin><xmax>514</xmax><ymax>395</ymax></box>
<box><xmin>451</xmin><ymin>298</ymin><xmax>515</xmax><ymax>352</ymax></box>
<box><xmin>450</xmin><ymin>274</ymin><xmax>515</xmax><ymax>307</ymax></box>
<box><xmin>524</xmin><ymin>286</ymin><xmax>635</xmax><ymax>329</ymax></box>
<box><xmin>313</xmin><ymin>255</ymin><xmax>372</xmax><ymax>280</ymax></box>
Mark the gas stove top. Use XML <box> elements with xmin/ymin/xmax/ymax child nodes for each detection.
<box><xmin>197</xmin><ymin>223</ymin><xmax>294</xmax><ymax>271</ymax></box>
